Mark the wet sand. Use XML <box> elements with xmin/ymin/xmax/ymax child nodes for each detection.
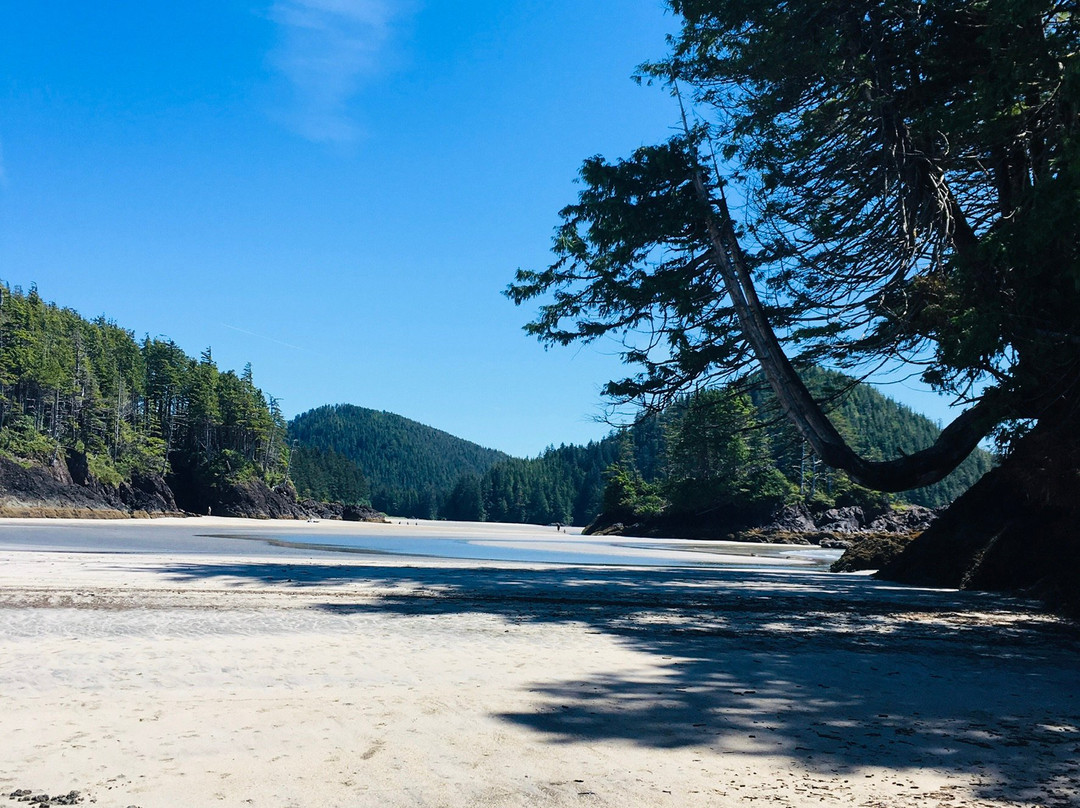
<box><xmin>1</xmin><ymin>517</ymin><xmax>1078</xmax><ymax>807</ymax></box>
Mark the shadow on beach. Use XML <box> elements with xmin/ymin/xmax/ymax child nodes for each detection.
<box><xmin>150</xmin><ymin>560</ymin><xmax>1080</xmax><ymax>804</ymax></box>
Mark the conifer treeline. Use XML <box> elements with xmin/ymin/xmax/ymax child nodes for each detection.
<box><xmin>450</xmin><ymin>371</ymin><xmax>994</xmax><ymax>527</ymax></box>
<box><xmin>0</xmin><ymin>285</ymin><xmax>287</xmax><ymax>493</ymax></box>
<box><xmin>289</xmin><ymin>445</ymin><xmax>370</xmax><ymax>506</ymax></box>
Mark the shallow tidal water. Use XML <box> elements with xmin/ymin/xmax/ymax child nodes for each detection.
<box><xmin>0</xmin><ymin>518</ymin><xmax>843</xmax><ymax>569</ymax></box>
<box><xmin>248</xmin><ymin>532</ymin><xmax>843</xmax><ymax>568</ymax></box>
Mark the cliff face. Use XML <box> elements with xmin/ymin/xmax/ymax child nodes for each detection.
<box><xmin>0</xmin><ymin>452</ymin><xmax>178</xmax><ymax>517</ymax></box>
<box><xmin>0</xmin><ymin>452</ymin><xmax>384</xmax><ymax>522</ymax></box>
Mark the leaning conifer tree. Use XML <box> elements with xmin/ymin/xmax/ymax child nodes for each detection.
<box><xmin>508</xmin><ymin>1</ymin><xmax>1080</xmax><ymax>604</ymax></box>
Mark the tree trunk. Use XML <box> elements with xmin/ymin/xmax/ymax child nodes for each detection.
<box><xmin>687</xmin><ymin>161</ymin><xmax>999</xmax><ymax>492</ymax></box>
<box><xmin>877</xmin><ymin>415</ymin><xmax>1080</xmax><ymax>615</ymax></box>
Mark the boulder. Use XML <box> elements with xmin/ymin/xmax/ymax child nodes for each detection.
<box><xmin>816</xmin><ymin>505</ymin><xmax>866</xmax><ymax>533</ymax></box>
<box><xmin>118</xmin><ymin>473</ymin><xmax>179</xmax><ymax>514</ymax></box>
<box><xmin>342</xmin><ymin>503</ymin><xmax>385</xmax><ymax>522</ymax></box>
<box><xmin>211</xmin><ymin>479</ymin><xmax>308</xmax><ymax>520</ymax></box>
<box><xmin>762</xmin><ymin>503</ymin><xmax>817</xmax><ymax>533</ymax></box>
<box><xmin>831</xmin><ymin>532</ymin><xmax>920</xmax><ymax>572</ymax></box>
<box><xmin>0</xmin><ymin>454</ymin><xmax>128</xmax><ymax>516</ymax></box>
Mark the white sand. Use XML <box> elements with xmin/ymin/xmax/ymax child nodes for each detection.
<box><xmin>1</xmin><ymin>517</ymin><xmax>1078</xmax><ymax>807</ymax></box>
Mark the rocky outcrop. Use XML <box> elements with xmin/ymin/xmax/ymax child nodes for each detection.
<box><xmin>208</xmin><ymin>479</ymin><xmax>385</xmax><ymax>522</ymax></box>
<box><xmin>759</xmin><ymin>503</ymin><xmax>935</xmax><ymax>539</ymax></box>
<box><xmin>0</xmin><ymin>454</ymin><xmax>125</xmax><ymax>517</ymax></box>
<box><xmin>0</xmin><ymin>452</ymin><xmax>385</xmax><ymax>522</ymax></box>
<box><xmin>830</xmin><ymin>533</ymin><xmax>920</xmax><ymax>572</ymax></box>
<box><xmin>208</xmin><ymin>479</ymin><xmax>308</xmax><ymax>519</ymax></box>
<box><xmin>586</xmin><ymin>501</ymin><xmax>937</xmax><ymax>550</ymax></box>
<box><xmin>65</xmin><ymin>451</ymin><xmax>179</xmax><ymax>514</ymax></box>
<box><xmin>298</xmin><ymin>499</ymin><xmax>385</xmax><ymax>522</ymax></box>
<box><xmin>0</xmin><ymin>453</ymin><xmax>180</xmax><ymax>518</ymax></box>
<box><xmin>587</xmin><ymin>500</ymin><xmax>935</xmax><ymax>577</ymax></box>
<box><xmin>747</xmin><ymin>503</ymin><xmax>936</xmax><ymax>550</ymax></box>
<box><xmin>119</xmin><ymin>473</ymin><xmax>179</xmax><ymax>513</ymax></box>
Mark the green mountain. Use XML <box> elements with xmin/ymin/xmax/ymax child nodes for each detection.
<box><xmin>0</xmin><ymin>286</ymin><xmax>990</xmax><ymax>526</ymax></box>
<box><xmin>289</xmin><ymin>445</ymin><xmax>371</xmax><ymax>507</ymax></box>
<box><xmin>288</xmin><ymin>404</ymin><xmax>510</xmax><ymax>517</ymax></box>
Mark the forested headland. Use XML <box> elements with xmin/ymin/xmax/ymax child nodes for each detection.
<box><xmin>0</xmin><ymin>284</ymin><xmax>376</xmax><ymax>519</ymax></box>
<box><xmin>288</xmin><ymin>404</ymin><xmax>509</xmax><ymax>517</ymax></box>
<box><xmin>0</xmin><ymin>284</ymin><xmax>993</xmax><ymax>536</ymax></box>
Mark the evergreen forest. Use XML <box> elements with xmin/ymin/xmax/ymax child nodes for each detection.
<box><xmin>288</xmin><ymin>404</ymin><xmax>510</xmax><ymax>517</ymax></box>
<box><xmin>0</xmin><ymin>284</ymin><xmax>289</xmax><ymax>510</ymax></box>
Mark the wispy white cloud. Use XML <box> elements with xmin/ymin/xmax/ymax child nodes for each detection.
<box><xmin>268</xmin><ymin>0</ymin><xmax>412</xmax><ymax>143</ymax></box>
<box><xmin>223</xmin><ymin>323</ymin><xmax>305</xmax><ymax>351</ymax></box>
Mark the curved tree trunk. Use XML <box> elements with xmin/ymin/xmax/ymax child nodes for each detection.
<box><xmin>689</xmin><ymin>164</ymin><xmax>999</xmax><ymax>492</ymax></box>
<box><xmin>697</xmin><ymin>179</ymin><xmax>1080</xmax><ymax>611</ymax></box>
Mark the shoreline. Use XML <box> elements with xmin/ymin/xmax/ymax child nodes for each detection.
<box><xmin>0</xmin><ymin>515</ymin><xmax>843</xmax><ymax>569</ymax></box>
<box><xmin>1</xmin><ymin>519</ymin><xmax>1077</xmax><ymax>807</ymax></box>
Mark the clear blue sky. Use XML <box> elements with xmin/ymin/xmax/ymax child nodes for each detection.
<box><xmin>0</xmin><ymin>1</ymin><xmax>957</xmax><ymax>457</ymax></box>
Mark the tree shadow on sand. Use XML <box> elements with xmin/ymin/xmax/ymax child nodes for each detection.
<box><xmin>149</xmin><ymin>560</ymin><xmax>1080</xmax><ymax>804</ymax></box>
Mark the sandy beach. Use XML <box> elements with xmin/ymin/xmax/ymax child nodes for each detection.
<box><xmin>1</xmin><ymin>517</ymin><xmax>1078</xmax><ymax>807</ymax></box>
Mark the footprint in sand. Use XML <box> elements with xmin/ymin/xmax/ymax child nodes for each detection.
<box><xmin>360</xmin><ymin>740</ymin><xmax>384</xmax><ymax>760</ymax></box>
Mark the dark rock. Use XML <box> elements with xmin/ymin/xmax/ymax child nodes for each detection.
<box><xmin>342</xmin><ymin>503</ymin><xmax>385</xmax><ymax>522</ymax></box>
<box><xmin>299</xmin><ymin>499</ymin><xmax>344</xmax><ymax>519</ymax></box>
<box><xmin>738</xmin><ymin>531</ymin><xmax>770</xmax><ymax>543</ymax></box>
<box><xmin>866</xmin><ymin>504</ymin><xmax>936</xmax><ymax>533</ymax></box>
<box><xmin>748</xmin><ymin>503</ymin><xmax>936</xmax><ymax>546</ymax></box>
<box><xmin>203</xmin><ymin>479</ymin><xmax>386</xmax><ymax>522</ymax></box>
<box><xmin>209</xmin><ymin>479</ymin><xmax>308</xmax><ymax>520</ymax></box>
<box><xmin>118</xmin><ymin>473</ymin><xmax>178</xmax><ymax>514</ymax></box>
<box><xmin>0</xmin><ymin>445</ymin><xmax>386</xmax><ymax>523</ymax></box>
<box><xmin>292</xmin><ymin>499</ymin><xmax>385</xmax><ymax>522</ymax></box>
<box><xmin>831</xmin><ymin>532</ymin><xmax>920</xmax><ymax>572</ymax></box>
<box><xmin>587</xmin><ymin>522</ymin><xmax>626</xmax><ymax>537</ymax></box>
<box><xmin>587</xmin><ymin>501</ymin><xmax>940</xmax><ymax>551</ymax></box>
<box><xmin>0</xmin><ymin>455</ymin><xmax>128</xmax><ymax>516</ymax></box>
<box><xmin>816</xmin><ymin>506</ymin><xmax>866</xmax><ymax>533</ymax></box>
<box><xmin>818</xmin><ymin>537</ymin><xmax>854</xmax><ymax>550</ymax></box>
<box><xmin>762</xmin><ymin>503</ymin><xmax>817</xmax><ymax>533</ymax></box>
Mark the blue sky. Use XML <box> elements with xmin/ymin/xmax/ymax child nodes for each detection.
<box><xmin>0</xmin><ymin>1</ymin><xmax>956</xmax><ymax>456</ymax></box>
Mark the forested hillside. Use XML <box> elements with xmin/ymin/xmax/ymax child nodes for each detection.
<box><xmin>288</xmin><ymin>404</ymin><xmax>509</xmax><ymax>517</ymax></box>
<box><xmin>0</xmin><ymin>285</ymin><xmax>291</xmax><ymax>514</ymax></box>
<box><xmin>445</xmin><ymin>378</ymin><xmax>991</xmax><ymax>529</ymax></box>
<box><xmin>293</xmin><ymin>369</ymin><xmax>992</xmax><ymax>526</ymax></box>
<box><xmin>0</xmin><ymin>285</ymin><xmax>991</xmax><ymax>527</ymax></box>
<box><xmin>749</xmin><ymin>368</ymin><xmax>994</xmax><ymax>509</ymax></box>
<box><xmin>289</xmin><ymin>445</ymin><xmax>370</xmax><ymax>507</ymax></box>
